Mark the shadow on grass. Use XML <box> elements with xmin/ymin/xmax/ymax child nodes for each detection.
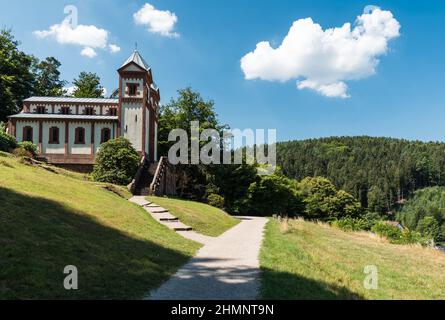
<box><xmin>0</xmin><ymin>187</ymin><xmax>193</xmax><ymax>300</ymax></box>
<box><xmin>260</xmin><ymin>267</ymin><xmax>365</xmax><ymax>300</ymax></box>
<box><xmin>148</xmin><ymin>258</ymin><xmax>364</xmax><ymax>300</ymax></box>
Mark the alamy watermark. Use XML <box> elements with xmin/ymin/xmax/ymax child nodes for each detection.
<box><xmin>63</xmin><ymin>5</ymin><xmax>78</xmax><ymax>28</ymax></box>
<box><xmin>168</xmin><ymin>121</ymin><xmax>277</xmax><ymax>175</ymax></box>
<box><xmin>63</xmin><ymin>265</ymin><xmax>78</xmax><ymax>290</ymax></box>
<box><xmin>363</xmin><ymin>265</ymin><xmax>378</xmax><ymax>290</ymax></box>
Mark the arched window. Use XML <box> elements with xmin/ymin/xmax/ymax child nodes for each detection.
<box><xmin>101</xmin><ymin>128</ymin><xmax>111</xmax><ymax>143</ymax></box>
<box><xmin>74</xmin><ymin>127</ymin><xmax>85</xmax><ymax>144</ymax></box>
<box><xmin>23</xmin><ymin>126</ymin><xmax>33</xmax><ymax>142</ymax></box>
<box><xmin>49</xmin><ymin>127</ymin><xmax>60</xmax><ymax>144</ymax></box>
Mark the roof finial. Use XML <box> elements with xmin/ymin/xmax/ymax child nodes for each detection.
<box><xmin>135</xmin><ymin>42</ymin><xmax>138</xmax><ymax>51</ymax></box>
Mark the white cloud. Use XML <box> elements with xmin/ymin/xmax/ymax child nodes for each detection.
<box><xmin>109</xmin><ymin>44</ymin><xmax>121</xmax><ymax>53</ymax></box>
<box><xmin>80</xmin><ymin>47</ymin><xmax>97</xmax><ymax>58</ymax></box>
<box><xmin>240</xmin><ymin>6</ymin><xmax>400</xmax><ymax>98</ymax></box>
<box><xmin>34</xmin><ymin>18</ymin><xmax>120</xmax><ymax>57</ymax></box>
<box><xmin>134</xmin><ymin>3</ymin><xmax>179</xmax><ymax>38</ymax></box>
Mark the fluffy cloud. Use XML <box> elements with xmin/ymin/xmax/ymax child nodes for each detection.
<box><xmin>109</xmin><ymin>44</ymin><xmax>121</xmax><ymax>53</ymax></box>
<box><xmin>34</xmin><ymin>19</ymin><xmax>120</xmax><ymax>57</ymax></box>
<box><xmin>80</xmin><ymin>47</ymin><xmax>97</xmax><ymax>58</ymax></box>
<box><xmin>134</xmin><ymin>3</ymin><xmax>179</xmax><ymax>38</ymax></box>
<box><xmin>240</xmin><ymin>6</ymin><xmax>400</xmax><ymax>98</ymax></box>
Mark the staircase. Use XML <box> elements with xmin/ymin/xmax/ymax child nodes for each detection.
<box><xmin>129</xmin><ymin>196</ymin><xmax>193</xmax><ymax>232</ymax></box>
<box><xmin>149</xmin><ymin>156</ymin><xmax>177</xmax><ymax>196</ymax></box>
<box><xmin>134</xmin><ymin>162</ymin><xmax>158</xmax><ymax>196</ymax></box>
<box><xmin>128</xmin><ymin>155</ymin><xmax>177</xmax><ymax>196</ymax></box>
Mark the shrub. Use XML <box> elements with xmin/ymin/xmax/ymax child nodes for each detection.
<box><xmin>12</xmin><ymin>147</ymin><xmax>33</xmax><ymax>159</ymax></box>
<box><xmin>207</xmin><ymin>193</ymin><xmax>225</xmax><ymax>209</ymax></box>
<box><xmin>361</xmin><ymin>212</ymin><xmax>382</xmax><ymax>230</ymax></box>
<box><xmin>92</xmin><ymin>138</ymin><xmax>140</xmax><ymax>185</ymax></box>
<box><xmin>0</xmin><ymin>130</ymin><xmax>17</xmax><ymax>152</ymax></box>
<box><xmin>18</xmin><ymin>141</ymin><xmax>38</xmax><ymax>157</ymax></box>
<box><xmin>416</xmin><ymin>216</ymin><xmax>441</xmax><ymax>243</ymax></box>
<box><xmin>242</xmin><ymin>174</ymin><xmax>303</xmax><ymax>216</ymax></box>
<box><xmin>332</xmin><ymin>217</ymin><xmax>369</xmax><ymax>231</ymax></box>
<box><xmin>372</xmin><ymin>221</ymin><xmax>402</xmax><ymax>240</ymax></box>
<box><xmin>398</xmin><ymin>230</ymin><xmax>428</xmax><ymax>246</ymax></box>
<box><xmin>371</xmin><ymin>221</ymin><xmax>427</xmax><ymax>245</ymax></box>
<box><xmin>298</xmin><ymin>177</ymin><xmax>362</xmax><ymax>219</ymax></box>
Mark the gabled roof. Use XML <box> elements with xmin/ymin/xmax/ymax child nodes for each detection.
<box><xmin>23</xmin><ymin>97</ymin><xmax>118</xmax><ymax>104</ymax></box>
<box><xmin>120</xmin><ymin>50</ymin><xmax>150</xmax><ymax>71</ymax></box>
<box><xmin>8</xmin><ymin>114</ymin><xmax>118</xmax><ymax>121</ymax></box>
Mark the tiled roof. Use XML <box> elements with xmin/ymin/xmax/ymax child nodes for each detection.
<box><xmin>8</xmin><ymin>113</ymin><xmax>118</xmax><ymax>121</ymax></box>
<box><xmin>120</xmin><ymin>50</ymin><xmax>150</xmax><ymax>71</ymax></box>
<box><xmin>23</xmin><ymin>97</ymin><xmax>118</xmax><ymax>104</ymax></box>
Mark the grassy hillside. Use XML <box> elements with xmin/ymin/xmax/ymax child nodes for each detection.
<box><xmin>0</xmin><ymin>153</ymin><xmax>201</xmax><ymax>299</ymax></box>
<box><xmin>260</xmin><ymin>218</ymin><xmax>445</xmax><ymax>300</ymax></box>
<box><xmin>148</xmin><ymin>196</ymin><xmax>239</xmax><ymax>236</ymax></box>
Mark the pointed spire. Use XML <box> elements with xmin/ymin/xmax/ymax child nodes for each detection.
<box><xmin>120</xmin><ymin>50</ymin><xmax>150</xmax><ymax>71</ymax></box>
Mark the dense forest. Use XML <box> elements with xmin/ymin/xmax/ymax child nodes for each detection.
<box><xmin>397</xmin><ymin>187</ymin><xmax>445</xmax><ymax>244</ymax></box>
<box><xmin>277</xmin><ymin>136</ymin><xmax>445</xmax><ymax>214</ymax></box>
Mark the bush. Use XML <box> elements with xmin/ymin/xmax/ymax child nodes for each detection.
<box><xmin>207</xmin><ymin>193</ymin><xmax>225</xmax><ymax>209</ymax></box>
<box><xmin>0</xmin><ymin>130</ymin><xmax>17</xmax><ymax>152</ymax></box>
<box><xmin>242</xmin><ymin>174</ymin><xmax>303</xmax><ymax>216</ymax></box>
<box><xmin>298</xmin><ymin>177</ymin><xmax>362</xmax><ymax>219</ymax></box>
<box><xmin>332</xmin><ymin>217</ymin><xmax>369</xmax><ymax>231</ymax></box>
<box><xmin>416</xmin><ymin>216</ymin><xmax>441</xmax><ymax>243</ymax></box>
<box><xmin>92</xmin><ymin>138</ymin><xmax>140</xmax><ymax>185</ymax></box>
<box><xmin>371</xmin><ymin>221</ymin><xmax>427</xmax><ymax>245</ymax></box>
<box><xmin>12</xmin><ymin>147</ymin><xmax>33</xmax><ymax>159</ymax></box>
<box><xmin>18</xmin><ymin>141</ymin><xmax>38</xmax><ymax>157</ymax></box>
<box><xmin>372</xmin><ymin>221</ymin><xmax>402</xmax><ymax>239</ymax></box>
<box><xmin>333</xmin><ymin>212</ymin><xmax>387</xmax><ymax>232</ymax></box>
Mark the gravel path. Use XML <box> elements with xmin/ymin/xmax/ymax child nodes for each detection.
<box><xmin>147</xmin><ymin>216</ymin><xmax>268</xmax><ymax>300</ymax></box>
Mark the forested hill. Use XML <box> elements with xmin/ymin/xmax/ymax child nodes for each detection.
<box><xmin>277</xmin><ymin>136</ymin><xmax>445</xmax><ymax>214</ymax></box>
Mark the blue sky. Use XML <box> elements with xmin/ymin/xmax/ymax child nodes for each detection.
<box><xmin>1</xmin><ymin>0</ymin><xmax>445</xmax><ymax>142</ymax></box>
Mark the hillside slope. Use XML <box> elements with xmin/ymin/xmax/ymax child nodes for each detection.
<box><xmin>148</xmin><ymin>196</ymin><xmax>240</xmax><ymax>236</ymax></box>
<box><xmin>261</xmin><ymin>218</ymin><xmax>445</xmax><ymax>299</ymax></box>
<box><xmin>277</xmin><ymin>136</ymin><xmax>445</xmax><ymax>213</ymax></box>
<box><xmin>0</xmin><ymin>153</ymin><xmax>201</xmax><ymax>299</ymax></box>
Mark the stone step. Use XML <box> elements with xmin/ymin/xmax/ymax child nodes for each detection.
<box><xmin>146</xmin><ymin>207</ymin><xmax>169</xmax><ymax>214</ymax></box>
<box><xmin>167</xmin><ymin>222</ymin><xmax>193</xmax><ymax>232</ymax></box>
<box><xmin>147</xmin><ymin>211</ymin><xmax>178</xmax><ymax>222</ymax></box>
<box><xmin>160</xmin><ymin>217</ymin><xmax>179</xmax><ymax>222</ymax></box>
<box><xmin>129</xmin><ymin>196</ymin><xmax>150</xmax><ymax>207</ymax></box>
<box><xmin>142</xmin><ymin>202</ymin><xmax>153</xmax><ymax>207</ymax></box>
<box><xmin>146</xmin><ymin>203</ymin><xmax>161</xmax><ymax>208</ymax></box>
<box><xmin>131</xmin><ymin>197</ymin><xmax>193</xmax><ymax>232</ymax></box>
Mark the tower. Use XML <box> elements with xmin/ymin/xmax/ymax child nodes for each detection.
<box><xmin>117</xmin><ymin>51</ymin><xmax>160</xmax><ymax>162</ymax></box>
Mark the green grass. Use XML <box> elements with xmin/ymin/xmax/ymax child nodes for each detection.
<box><xmin>260</xmin><ymin>218</ymin><xmax>445</xmax><ymax>300</ymax></box>
<box><xmin>147</xmin><ymin>196</ymin><xmax>240</xmax><ymax>237</ymax></box>
<box><xmin>0</xmin><ymin>154</ymin><xmax>201</xmax><ymax>299</ymax></box>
